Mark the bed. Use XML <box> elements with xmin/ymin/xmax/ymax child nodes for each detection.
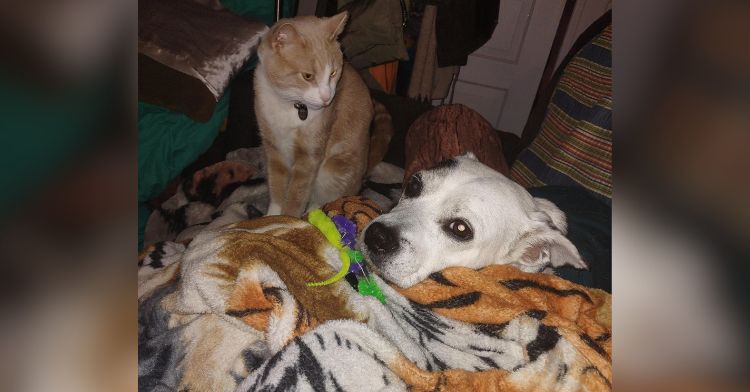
<box><xmin>137</xmin><ymin>5</ymin><xmax>612</xmax><ymax>391</ymax></box>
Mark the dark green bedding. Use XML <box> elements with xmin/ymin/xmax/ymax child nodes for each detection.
<box><xmin>529</xmin><ymin>186</ymin><xmax>612</xmax><ymax>292</ymax></box>
<box><xmin>138</xmin><ymin>92</ymin><xmax>229</xmax><ymax>248</ymax></box>
<box><xmin>137</xmin><ymin>1</ymin><xmax>299</xmax><ymax>249</ymax></box>
<box><xmin>222</xmin><ymin>0</ymin><xmax>297</xmax><ymax>25</ymax></box>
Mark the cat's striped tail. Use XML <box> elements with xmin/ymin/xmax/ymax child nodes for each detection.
<box><xmin>367</xmin><ymin>99</ymin><xmax>395</xmax><ymax>174</ymax></box>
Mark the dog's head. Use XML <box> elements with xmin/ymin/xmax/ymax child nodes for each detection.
<box><xmin>359</xmin><ymin>153</ymin><xmax>587</xmax><ymax>288</ymax></box>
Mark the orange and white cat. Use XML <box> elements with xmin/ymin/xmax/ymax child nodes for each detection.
<box><xmin>254</xmin><ymin>12</ymin><xmax>375</xmax><ymax>217</ymax></box>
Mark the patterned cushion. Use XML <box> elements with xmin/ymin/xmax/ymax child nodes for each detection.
<box><xmin>404</xmin><ymin>104</ymin><xmax>509</xmax><ymax>182</ymax></box>
<box><xmin>511</xmin><ymin>25</ymin><xmax>612</xmax><ymax>200</ymax></box>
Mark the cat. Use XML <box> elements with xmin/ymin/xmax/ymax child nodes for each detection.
<box><xmin>254</xmin><ymin>12</ymin><xmax>386</xmax><ymax>218</ymax></box>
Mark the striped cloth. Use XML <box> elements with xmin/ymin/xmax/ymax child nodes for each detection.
<box><xmin>511</xmin><ymin>25</ymin><xmax>612</xmax><ymax>201</ymax></box>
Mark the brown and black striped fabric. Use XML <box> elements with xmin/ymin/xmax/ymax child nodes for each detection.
<box><xmin>140</xmin><ymin>196</ymin><xmax>612</xmax><ymax>391</ymax></box>
<box><xmin>398</xmin><ymin>265</ymin><xmax>612</xmax><ymax>390</ymax></box>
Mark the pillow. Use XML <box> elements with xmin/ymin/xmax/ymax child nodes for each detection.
<box><xmin>403</xmin><ymin>104</ymin><xmax>509</xmax><ymax>182</ymax></box>
<box><xmin>510</xmin><ymin>24</ymin><xmax>612</xmax><ymax>201</ymax></box>
<box><xmin>138</xmin><ymin>0</ymin><xmax>266</xmax><ymax>120</ymax></box>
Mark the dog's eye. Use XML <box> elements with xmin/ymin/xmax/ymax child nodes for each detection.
<box><xmin>444</xmin><ymin>219</ymin><xmax>473</xmax><ymax>241</ymax></box>
<box><xmin>403</xmin><ymin>174</ymin><xmax>423</xmax><ymax>198</ymax></box>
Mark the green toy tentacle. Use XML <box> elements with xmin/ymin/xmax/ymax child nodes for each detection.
<box><xmin>306</xmin><ymin>209</ymin><xmax>349</xmax><ymax>286</ymax></box>
<box><xmin>305</xmin><ymin>208</ymin><xmax>385</xmax><ymax>303</ymax></box>
<box><xmin>306</xmin><ymin>248</ymin><xmax>351</xmax><ymax>287</ymax></box>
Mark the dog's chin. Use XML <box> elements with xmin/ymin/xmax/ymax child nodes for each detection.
<box><xmin>361</xmin><ymin>249</ymin><xmax>417</xmax><ymax>288</ymax></box>
<box><xmin>368</xmin><ymin>259</ymin><xmax>422</xmax><ymax>288</ymax></box>
<box><xmin>380</xmin><ymin>271</ymin><xmax>422</xmax><ymax>288</ymax></box>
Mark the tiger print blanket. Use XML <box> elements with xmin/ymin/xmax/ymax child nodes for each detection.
<box><xmin>142</xmin><ymin>147</ymin><xmax>404</xmax><ymax>248</ymax></box>
<box><xmin>139</xmin><ymin>198</ymin><xmax>611</xmax><ymax>391</ymax></box>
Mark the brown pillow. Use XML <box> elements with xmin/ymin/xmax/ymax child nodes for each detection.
<box><xmin>138</xmin><ymin>54</ymin><xmax>218</xmax><ymax>122</ymax></box>
<box><xmin>404</xmin><ymin>104</ymin><xmax>509</xmax><ymax>182</ymax></box>
<box><xmin>138</xmin><ymin>0</ymin><xmax>266</xmax><ymax>120</ymax></box>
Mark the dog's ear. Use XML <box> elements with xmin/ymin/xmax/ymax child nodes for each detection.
<box><xmin>532</xmin><ymin>197</ymin><xmax>568</xmax><ymax>234</ymax></box>
<box><xmin>509</xmin><ymin>198</ymin><xmax>587</xmax><ymax>270</ymax></box>
<box><xmin>515</xmin><ymin>229</ymin><xmax>587</xmax><ymax>270</ymax></box>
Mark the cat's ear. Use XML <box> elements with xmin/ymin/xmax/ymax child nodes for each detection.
<box><xmin>272</xmin><ymin>23</ymin><xmax>299</xmax><ymax>49</ymax></box>
<box><xmin>324</xmin><ymin>11</ymin><xmax>348</xmax><ymax>41</ymax></box>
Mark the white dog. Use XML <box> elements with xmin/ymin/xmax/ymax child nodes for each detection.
<box><xmin>359</xmin><ymin>152</ymin><xmax>588</xmax><ymax>288</ymax></box>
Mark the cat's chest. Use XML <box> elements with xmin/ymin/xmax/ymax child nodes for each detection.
<box><xmin>263</xmin><ymin>104</ymin><xmax>322</xmax><ymax>131</ymax></box>
<box><xmin>255</xmin><ymin>68</ymin><xmax>327</xmax><ymax>166</ymax></box>
<box><xmin>262</xmin><ymin>106</ymin><xmax>325</xmax><ymax>165</ymax></box>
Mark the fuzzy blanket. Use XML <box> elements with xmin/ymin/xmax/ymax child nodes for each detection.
<box><xmin>139</xmin><ymin>198</ymin><xmax>611</xmax><ymax>391</ymax></box>
<box><xmin>142</xmin><ymin>147</ymin><xmax>405</xmax><ymax>248</ymax></box>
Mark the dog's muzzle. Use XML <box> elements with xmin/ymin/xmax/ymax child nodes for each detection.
<box><xmin>364</xmin><ymin>222</ymin><xmax>400</xmax><ymax>258</ymax></box>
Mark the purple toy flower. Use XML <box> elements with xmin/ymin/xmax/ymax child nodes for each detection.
<box><xmin>332</xmin><ymin>215</ymin><xmax>357</xmax><ymax>248</ymax></box>
<box><xmin>349</xmin><ymin>262</ymin><xmax>365</xmax><ymax>275</ymax></box>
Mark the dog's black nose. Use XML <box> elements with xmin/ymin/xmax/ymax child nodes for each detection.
<box><xmin>364</xmin><ymin>222</ymin><xmax>400</xmax><ymax>254</ymax></box>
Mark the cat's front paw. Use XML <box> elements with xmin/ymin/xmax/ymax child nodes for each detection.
<box><xmin>266</xmin><ymin>202</ymin><xmax>282</xmax><ymax>216</ymax></box>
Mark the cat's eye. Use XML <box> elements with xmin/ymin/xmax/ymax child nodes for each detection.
<box><xmin>330</xmin><ymin>69</ymin><xmax>337</xmax><ymax>77</ymax></box>
<box><xmin>443</xmin><ymin>219</ymin><xmax>473</xmax><ymax>241</ymax></box>
<box><xmin>302</xmin><ymin>72</ymin><xmax>314</xmax><ymax>81</ymax></box>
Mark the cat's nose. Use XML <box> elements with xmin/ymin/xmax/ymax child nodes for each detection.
<box><xmin>364</xmin><ymin>222</ymin><xmax>400</xmax><ymax>254</ymax></box>
<box><xmin>319</xmin><ymin>87</ymin><xmax>331</xmax><ymax>104</ymax></box>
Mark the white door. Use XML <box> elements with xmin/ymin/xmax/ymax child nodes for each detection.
<box><xmin>451</xmin><ymin>0</ymin><xmax>566</xmax><ymax>136</ymax></box>
<box><xmin>555</xmin><ymin>0</ymin><xmax>612</xmax><ymax>69</ymax></box>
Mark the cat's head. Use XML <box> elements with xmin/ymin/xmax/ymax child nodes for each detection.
<box><xmin>257</xmin><ymin>12</ymin><xmax>348</xmax><ymax>109</ymax></box>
